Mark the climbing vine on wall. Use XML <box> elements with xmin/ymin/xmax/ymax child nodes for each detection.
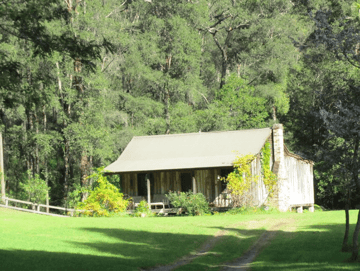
<box><xmin>224</xmin><ymin>154</ymin><xmax>259</xmax><ymax>207</ymax></box>
<box><xmin>223</xmin><ymin>141</ymin><xmax>278</xmax><ymax>207</ymax></box>
<box><xmin>260</xmin><ymin>142</ymin><xmax>278</xmax><ymax>198</ymax></box>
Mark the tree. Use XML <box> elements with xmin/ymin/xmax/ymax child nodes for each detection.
<box><xmin>0</xmin><ymin>1</ymin><xmax>114</xmax><ymax>93</ymax></box>
<box><xmin>196</xmin><ymin>74</ymin><xmax>268</xmax><ymax>131</ymax></box>
<box><xmin>291</xmin><ymin>3</ymin><xmax>360</xmax><ymax>260</ymax></box>
<box><xmin>0</xmin><ymin>0</ymin><xmax>118</xmax><ymax>206</ymax></box>
<box><xmin>20</xmin><ymin>172</ymin><xmax>50</xmax><ymax>204</ymax></box>
<box><xmin>77</xmin><ymin>168</ymin><xmax>128</xmax><ymax>217</ymax></box>
<box><xmin>199</xmin><ymin>0</ymin><xmax>304</xmax><ymax>120</ymax></box>
<box><xmin>117</xmin><ymin>0</ymin><xmax>206</xmax><ymax>134</ymax></box>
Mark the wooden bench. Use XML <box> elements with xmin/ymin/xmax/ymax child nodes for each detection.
<box><xmin>130</xmin><ymin>195</ymin><xmax>169</xmax><ymax>210</ymax></box>
<box><xmin>152</xmin><ymin>194</ymin><xmax>170</xmax><ymax>209</ymax></box>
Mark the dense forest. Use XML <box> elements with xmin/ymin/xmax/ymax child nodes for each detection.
<box><xmin>1</xmin><ymin>0</ymin><xmax>360</xmax><ymax>210</ymax></box>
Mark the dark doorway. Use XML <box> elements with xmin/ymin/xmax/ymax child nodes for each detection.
<box><xmin>137</xmin><ymin>173</ymin><xmax>154</xmax><ymax>197</ymax></box>
<box><xmin>220</xmin><ymin>168</ymin><xmax>233</xmax><ymax>193</ymax></box>
<box><xmin>181</xmin><ymin>173</ymin><xmax>192</xmax><ymax>192</ymax></box>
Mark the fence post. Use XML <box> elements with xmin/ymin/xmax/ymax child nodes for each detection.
<box><xmin>5</xmin><ymin>198</ymin><xmax>8</xmax><ymax>206</ymax></box>
<box><xmin>37</xmin><ymin>204</ymin><xmax>40</xmax><ymax>212</ymax></box>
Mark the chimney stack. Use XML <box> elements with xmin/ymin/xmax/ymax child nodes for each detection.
<box><xmin>272</xmin><ymin>124</ymin><xmax>289</xmax><ymax>211</ymax></box>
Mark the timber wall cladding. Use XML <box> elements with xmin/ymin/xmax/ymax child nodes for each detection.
<box><xmin>120</xmin><ymin>168</ymin><xmax>226</xmax><ymax>202</ymax></box>
<box><xmin>245</xmin><ymin>156</ymin><xmax>267</xmax><ymax>206</ymax></box>
<box><xmin>153</xmin><ymin>171</ymin><xmax>181</xmax><ymax>194</ymax></box>
<box><xmin>285</xmin><ymin>156</ymin><xmax>314</xmax><ymax>205</ymax></box>
<box><xmin>252</xmin><ymin>156</ymin><xmax>267</xmax><ymax>206</ymax></box>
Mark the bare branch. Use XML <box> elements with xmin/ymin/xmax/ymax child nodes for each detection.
<box><xmin>197</xmin><ymin>91</ymin><xmax>209</xmax><ymax>104</ymax></box>
<box><xmin>105</xmin><ymin>1</ymin><xmax>127</xmax><ymax>18</ymax></box>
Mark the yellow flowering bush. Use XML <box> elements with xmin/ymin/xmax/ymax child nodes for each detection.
<box><xmin>77</xmin><ymin>168</ymin><xmax>128</xmax><ymax>217</ymax></box>
<box><xmin>224</xmin><ymin>154</ymin><xmax>259</xmax><ymax>207</ymax></box>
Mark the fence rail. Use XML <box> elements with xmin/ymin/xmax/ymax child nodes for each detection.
<box><xmin>0</xmin><ymin>196</ymin><xmax>83</xmax><ymax>217</ymax></box>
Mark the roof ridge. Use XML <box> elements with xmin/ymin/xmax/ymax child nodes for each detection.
<box><xmin>133</xmin><ymin>127</ymin><xmax>271</xmax><ymax>139</ymax></box>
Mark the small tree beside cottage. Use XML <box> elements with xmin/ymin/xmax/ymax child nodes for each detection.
<box><xmin>77</xmin><ymin>168</ymin><xmax>128</xmax><ymax>217</ymax></box>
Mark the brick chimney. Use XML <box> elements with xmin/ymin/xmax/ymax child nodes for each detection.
<box><xmin>272</xmin><ymin>124</ymin><xmax>289</xmax><ymax>211</ymax></box>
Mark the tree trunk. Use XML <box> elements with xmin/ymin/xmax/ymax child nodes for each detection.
<box><xmin>80</xmin><ymin>150</ymin><xmax>89</xmax><ymax>201</ymax></box>
<box><xmin>26</xmin><ymin>109</ymin><xmax>34</xmax><ymax>178</ymax></box>
<box><xmin>342</xmin><ymin>204</ymin><xmax>350</xmax><ymax>252</ymax></box>
<box><xmin>34</xmin><ymin>111</ymin><xmax>39</xmax><ymax>175</ymax></box>
<box><xmin>43</xmin><ymin>106</ymin><xmax>50</xmax><ymax>213</ymax></box>
<box><xmin>212</xmin><ymin>30</ymin><xmax>233</xmax><ymax>89</ymax></box>
<box><xmin>353</xmin><ymin>137</ymin><xmax>359</xmax><ymax>190</ymax></box>
<box><xmin>0</xmin><ymin>132</ymin><xmax>5</xmax><ymax>201</ymax></box>
<box><xmin>212</xmin><ymin>34</ymin><xmax>228</xmax><ymax>89</ymax></box>
<box><xmin>164</xmin><ymin>88</ymin><xmax>170</xmax><ymax>134</ymax></box>
<box><xmin>350</xmin><ymin>209</ymin><xmax>360</xmax><ymax>261</ymax></box>
<box><xmin>64</xmin><ymin>102</ymin><xmax>70</xmax><ymax>201</ymax></box>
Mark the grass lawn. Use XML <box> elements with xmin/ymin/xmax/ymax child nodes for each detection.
<box><xmin>250</xmin><ymin>210</ymin><xmax>360</xmax><ymax>271</ymax></box>
<box><xmin>0</xmin><ymin>208</ymin><xmax>359</xmax><ymax>271</ymax></box>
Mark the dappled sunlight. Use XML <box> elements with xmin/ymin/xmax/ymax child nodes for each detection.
<box><xmin>2</xmin><ymin>208</ymin><xmax>360</xmax><ymax>270</ymax></box>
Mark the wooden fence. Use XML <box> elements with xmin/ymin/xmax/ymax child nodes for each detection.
<box><xmin>0</xmin><ymin>196</ymin><xmax>182</xmax><ymax>216</ymax></box>
<box><xmin>0</xmin><ymin>196</ymin><xmax>80</xmax><ymax>217</ymax></box>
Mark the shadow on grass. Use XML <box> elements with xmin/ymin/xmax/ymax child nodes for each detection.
<box><xmin>174</xmin><ymin>223</ymin><xmax>360</xmax><ymax>271</ymax></box>
<box><xmin>246</xmin><ymin>223</ymin><xmax>360</xmax><ymax>271</ymax></box>
<box><xmin>0</xmin><ymin>249</ymin><xmax>137</xmax><ymax>271</ymax></box>
<box><xmin>1</xmin><ymin>223</ymin><xmax>360</xmax><ymax>271</ymax></box>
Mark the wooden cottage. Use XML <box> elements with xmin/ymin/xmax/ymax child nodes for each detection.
<box><xmin>105</xmin><ymin>124</ymin><xmax>314</xmax><ymax>212</ymax></box>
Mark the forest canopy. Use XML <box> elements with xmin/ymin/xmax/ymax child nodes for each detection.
<box><xmin>0</xmin><ymin>0</ymin><xmax>359</xmax><ymax>213</ymax></box>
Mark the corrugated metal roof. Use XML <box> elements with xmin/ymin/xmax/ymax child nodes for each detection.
<box><xmin>105</xmin><ymin>128</ymin><xmax>272</xmax><ymax>173</ymax></box>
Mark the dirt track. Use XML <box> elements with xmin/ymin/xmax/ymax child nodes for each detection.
<box><xmin>142</xmin><ymin>220</ymin><xmax>291</xmax><ymax>271</ymax></box>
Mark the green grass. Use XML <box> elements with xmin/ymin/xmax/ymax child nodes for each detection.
<box><xmin>0</xmin><ymin>208</ymin><xmax>359</xmax><ymax>271</ymax></box>
<box><xmin>250</xmin><ymin>210</ymin><xmax>360</xmax><ymax>271</ymax></box>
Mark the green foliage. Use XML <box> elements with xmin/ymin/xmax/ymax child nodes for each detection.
<box><xmin>20</xmin><ymin>172</ymin><xmax>50</xmax><ymax>204</ymax></box>
<box><xmin>224</xmin><ymin>154</ymin><xmax>259</xmax><ymax>207</ymax></box>
<box><xmin>166</xmin><ymin>191</ymin><xmax>210</xmax><ymax>216</ymax></box>
<box><xmin>66</xmin><ymin>183</ymin><xmax>88</xmax><ymax>209</ymax></box>
<box><xmin>134</xmin><ymin>200</ymin><xmax>154</xmax><ymax>217</ymax></box>
<box><xmin>77</xmin><ymin>168</ymin><xmax>128</xmax><ymax>217</ymax></box>
<box><xmin>313</xmin><ymin>204</ymin><xmax>325</xmax><ymax>212</ymax></box>
<box><xmin>198</xmin><ymin>75</ymin><xmax>269</xmax><ymax>131</ymax></box>
<box><xmin>224</xmin><ymin>143</ymin><xmax>278</xmax><ymax>208</ymax></box>
<box><xmin>261</xmin><ymin>142</ymin><xmax>278</xmax><ymax>198</ymax></box>
<box><xmin>2</xmin><ymin>0</ymin><xmax>343</xmax><ymax>215</ymax></box>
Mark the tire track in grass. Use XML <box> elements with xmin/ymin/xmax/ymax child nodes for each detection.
<box><xmin>141</xmin><ymin>227</ymin><xmax>229</xmax><ymax>271</ymax></box>
<box><xmin>219</xmin><ymin>221</ymin><xmax>290</xmax><ymax>271</ymax></box>
<box><xmin>142</xmin><ymin>219</ymin><xmax>293</xmax><ymax>271</ymax></box>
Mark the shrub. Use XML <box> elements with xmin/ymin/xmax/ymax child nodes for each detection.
<box><xmin>314</xmin><ymin>204</ymin><xmax>325</xmax><ymax>211</ymax></box>
<box><xmin>134</xmin><ymin>200</ymin><xmax>154</xmax><ymax>217</ymax></box>
<box><xmin>166</xmin><ymin>191</ymin><xmax>210</xmax><ymax>216</ymax></box>
<box><xmin>77</xmin><ymin>168</ymin><xmax>128</xmax><ymax>217</ymax></box>
<box><xmin>20</xmin><ymin>172</ymin><xmax>50</xmax><ymax>204</ymax></box>
<box><xmin>67</xmin><ymin>183</ymin><xmax>88</xmax><ymax>209</ymax></box>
